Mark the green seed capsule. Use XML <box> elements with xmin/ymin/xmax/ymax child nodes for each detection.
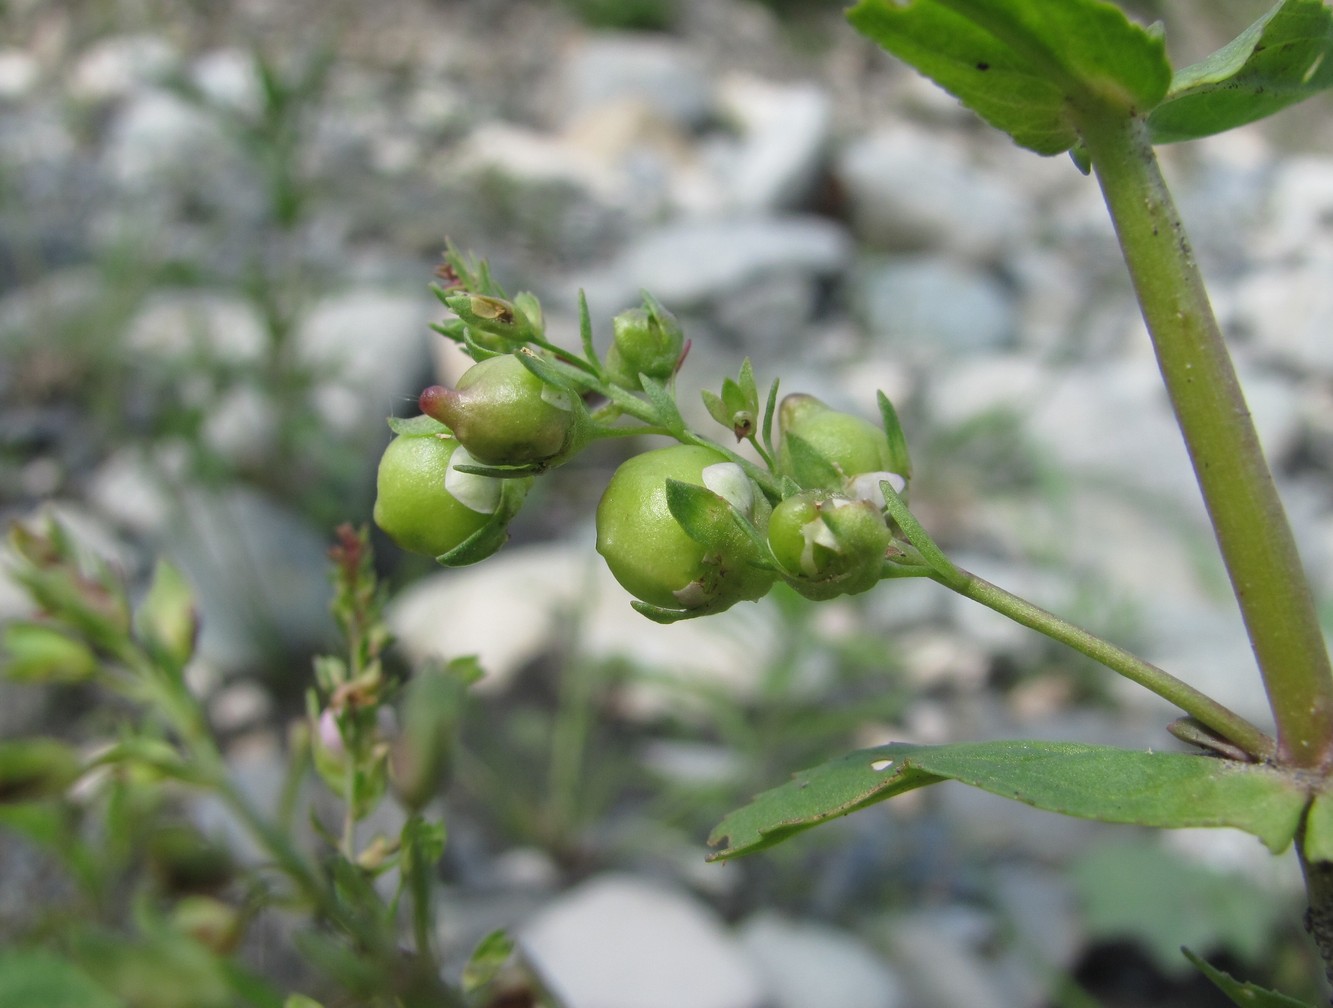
<box><xmin>596</xmin><ymin>444</ymin><xmax>774</xmax><ymax>614</ymax></box>
<box><xmin>373</xmin><ymin>432</ymin><xmax>499</xmax><ymax>558</ymax></box>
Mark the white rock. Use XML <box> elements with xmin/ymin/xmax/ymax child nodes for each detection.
<box><xmin>520</xmin><ymin>874</ymin><xmax>765</xmax><ymax>1008</ymax></box>
<box><xmin>123</xmin><ymin>290</ymin><xmax>268</xmax><ymax>363</ymax></box>
<box><xmin>102</xmin><ymin>88</ymin><xmax>234</xmax><ymax>190</ymax></box>
<box><xmin>855</xmin><ymin>256</ymin><xmax>1015</xmax><ymax>356</ymax></box>
<box><xmin>67</xmin><ymin>34</ymin><xmax>177</xmax><ymax>102</ymax></box>
<box><xmin>0</xmin><ymin>48</ymin><xmax>39</xmax><ymax>101</ymax></box>
<box><xmin>387</xmin><ymin>542</ymin><xmax>785</xmax><ymax>717</ymax></box>
<box><xmin>559</xmin><ymin>34</ymin><xmax>713</xmax><ymax>129</ymax></box>
<box><xmin>190</xmin><ymin>47</ymin><xmax>265</xmax><ymax>116</ymax></box>
<box><xmin>1256</xmin><ymin>154</ymin><xmax>1333</xmax><ymax>259</ymax></box>
<box><xmin>738</xmin><ymin>913</ymin><xmax>905</xmax><ymax>1008</ymax></box>
<box><xmin>835</xmin><ymin>123</ymin><xmax>1030</xmax><ymax>262</ymax></box>
<box><xmin>1227</xmin><ymin>250</ymin><xmax>1333</xmax><ymax>374</ymax></box>
<box><xmin>714</xmin><ymin>74</ymin><xmax>831</xmax><ymax>213</ymax></box>
<box><xmin>600</xmin><ymin>215</ymin><xmax>851</xmax><ymax>309</ymax></box>
<box><xmin>296</xmin><ymin>287</ymin><xmax>436</xmax><ymax>435</ymax></box>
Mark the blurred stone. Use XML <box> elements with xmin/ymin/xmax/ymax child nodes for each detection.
<box><xmin>882</xmin><ymin>906</ymin><xmax>1014</xmax><ymax>1008</ymax></box>
<box><xmin>1227</xmin><ymin>250</ymin><xmax>1333</xmax><ymax>375</ymax></box>
<box><xmin>738</xmin><ymin>913</ymin><xmax>905</xmax><ymax>1008</ymax></box>
<box><xmin>162</xmin><ymin>487</ymin><xmax>334</xmax><ymax>675</ymax></box>
<box><xmin>855</xmin><ymin>256</ymin><xmax>1016</xmax><ymax>356</ymax></box>
<box><xmin>66</xmin><ymin>34</ymin><xmax>178</xmax><ymax>103</ymax></box>
<box><xmin>713</xmin><ymin>74</ymin><xmax>831</xmax><ymax>213</ymax></box>
<box><xmin>521</xmin><ymin>873</ymin><xmax>765</xmax><ymax>1008</ymax></box>
<box><xmin>297</xmin><ymin>286</ymin><xmax>436</xmax><ymax>435</ymax></box>
<box><xmin>190</xmin><ymin>47</ymin><xmax>265</xmax><ymax>116</ymax></box>
<box><xmin>123</xmin><ymin>290</ymin><xmax>268</xmax><ymax>363</ymax></box>
<box><xmin>594</xmin><ymin>215</ymin><xmax>851</xmax><ymax>311</ymax></box>
<box><xmin>0</xmin><ymin>48</ymin><xmax>39</xmax><ymax>101</ymax></box>
<box><xmin>836</xmin><ymin>123</ymin><xmax>1029</xmax><ymax>262</ymax></box>
<box><xmin>559</xmin><ymin>34</ymin><xmax>712</xmax><ymax>130</ymax></box>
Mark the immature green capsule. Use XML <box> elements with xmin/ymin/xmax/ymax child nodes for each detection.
<box><xmin>419</xmin><ymin>353</ymin><xmax>580</xmax><ymax>467</ymax></box>
<box><xmin>596</xmin><ymin>444</ymin><xmax>774</xmax><ymax>614</ymax></box>
<box><xmin>777</xmin><ymin>393</ymin><xmax>900</xmax><ymax>490</ymax></box>
<box><xmin>605</xmin><ymin>299</ymin><xmax>685</xmax><ymax>390</ymax></box>
<box><xmin>767</xmin><ymin>490</ymin><xmax>892</xmax><ymax>600</ymax></box>
<box><xmin>373</xmin><ymin>432</ymin><xmax>500</xmax><ymax>557</ymax></box>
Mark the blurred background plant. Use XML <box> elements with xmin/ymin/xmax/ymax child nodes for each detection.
<box><xmin>3</xmin><ymin>0</ymin><xmax>1332</xmax><ymax>1005</ymax></box>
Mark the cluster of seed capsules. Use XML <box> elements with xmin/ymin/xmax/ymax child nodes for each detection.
<box><xmin>374</xmin><ymin>256</ymin><xmax>913</xmax><ymax>623</ymax></box>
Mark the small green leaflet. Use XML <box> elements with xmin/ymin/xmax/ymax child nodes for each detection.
<box><xmin>1183</xmin><ymin>949</ymin><xmax>1316</xmax><ymax>1008</ymax></box>
<box><xmin>846</xmin><ymin>0</ymin><xmax>1170</xmax><ymax>155</ymax></box>
<box><xmin>1149</xmin><ymin>0</ymin><xmax>1333</xmax><ymax>144</ymax></box>
<box><xmin>707</xmin><ymin>740</ymin><xmax>1309</xmax><ymax>861</ymax></box>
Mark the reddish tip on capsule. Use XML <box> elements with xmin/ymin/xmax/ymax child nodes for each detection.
<box><xmin>418</xmin><ymin>385</ymin><xmax>459</xmax><ymax>426</ymax></box>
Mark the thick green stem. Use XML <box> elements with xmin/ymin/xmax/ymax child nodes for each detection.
<box><xmin>940</xmin><ymin>566</ymin><xmax>1274</xmax><ymax>760</ymax></box>
<box><xmin>1075</xmin><ymin>111</ymin><xmax>1333</xmax><ymax>768</ymax></box>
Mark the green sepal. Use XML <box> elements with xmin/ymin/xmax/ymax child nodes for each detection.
<box><xmin>434</xmin><ymin>479</ymin><xmax>531</xmax><ymax>567</ymax></box>
<box><xmin>876</xmin><ymin>390</ymin><xmax>912</xmax><ymax>484</ymax></box>
<box><xmin>700</xmin><ymin>389</ymin><xmax>732</xmax><ymax>430</ymax></box>
<box><xmin>664</xmin><ymin>478</ymin><xmax>741</xmax><ymax>551</ymax></box>
<box><xmin>781</xmin><ymin>432</ymin><xmax>844</xmax><ymax>491</ymax></box>
<box><xmin>1</xmin><ymin>621</ymin><xmax>99</xmax><ymax>684</ymax></box>
<box><xmin>1149</xmin><ymin>0</ymin><xmax>1333</xmax><ymax>145</ymax></box>
<box><xmin>134</xmin><ymin>560</ymin><xmax>198</xmax><ymax>678</ymax></box>
<box><xmin>709</xmin><ymin>741</ymin><xmax>1309</xmax><ymax>861</ymax></box>
<box><xmin>0</xmin><ymin>738</ymin><xmax>83</xmax><ymax>804</ymax></box>
<box><xmin>629</xmin><ymin>600</ymin><xmax>701</xmax><ymax>624</ymax></box>
<box><xmin>386</xmin><ymin>414</ymin><xmax>449</xmax><ymax>437</ymax></box>
<box><xmin>639</xmin><ymin>374</ymin><xmax>687</xmax><ymax>435</ymax></box>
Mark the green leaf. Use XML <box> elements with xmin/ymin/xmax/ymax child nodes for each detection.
<box><xmin>1149</xmin><ymin>0</ymin><xmax>1333</xmax><ymax>144</ymax></box>
<box><xmin>707</xmin><ymin>741</ymin><xmax>1308</xmax><ymax>860</ymax></box>
<box><xmin>1183</xmin><ymin>949</ymin><xmax>1315</xmax><ymax>1008</ymax></box>
<box><xmin>847</xmin><ymin>0</ymin><xmax>1171</xmax><ymax>155</ymax></box>
<box><xmin>0</xmin><ymin>738</ymin><xmax>82</xmax><ymax>803</ymax></box>
<box><xmin>0</xmin><ymin>950</ymin><xmax>125</xmax><ymax>1008</ymax></box>
<box><xmin>134</xmin><ymin>560</ymin><xmax>197</xmax><ymax>676</ymax></box>
<box><xmin>700</xmin><ymin>388</ymin><xmax>733</xmax><ymax>430</ymax></box>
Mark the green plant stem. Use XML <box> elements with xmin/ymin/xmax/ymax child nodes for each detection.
<box><xmin>936</xmin><ymin>565</ymin><xmax>1275</xmax><ymax>760</ymax></box>
<box><xmin>1075</xmin><ymin>110</ymin><xmax>1333</xmax><ymax>769</ymax></box>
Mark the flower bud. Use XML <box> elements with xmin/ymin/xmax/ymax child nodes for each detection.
<box><xmin>442</xmin><ymin>293</ymin><xmax>537</xmax><ymax>351</ymax></box>
<box><xmin>777</xmin><ymin>393</ymin><xmax>902</xmax><ymax>491</ymax></box>
<box><xmin>605</xmin><ymin>297</ymin><xmax>684</xmax><ymax>390</ymax></box>
<box><xmin>373</xmin><ymin>431</ymin><xmax>503</xmax><ymax>558</ymax></box>
<box><xmin>419</xmin><ymin>352</ymin><xmax>582</xmax><ymax>467</ymax></box>
<box><xmin>768</xmin><ymin>490</ymin><xmax>892</xmax><ymax>599</ymax></box>
<box><xmin>596</xmin><ymin>445</ymin><xmax>775</xmax><ymax>617</ymax></box>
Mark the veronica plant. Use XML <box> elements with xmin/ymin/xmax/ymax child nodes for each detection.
<box><xmin>370</xmin><ymin>1</ymin><xmax>1333</xmax><ymax>1000</ymax></box>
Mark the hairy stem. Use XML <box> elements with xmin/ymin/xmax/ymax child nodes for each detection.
<box><xmin>1075</xmin><ymin>111</ymin><xmax>1333</xmax><ymax>768</ymax></box>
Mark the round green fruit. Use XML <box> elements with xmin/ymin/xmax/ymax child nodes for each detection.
<box><xmin>373</xmin><ymin>433</ymin><xmax>498</xmax><ymax>558</ymax></box>
<box><xmin>596</xmin><ymin>444</ymin><xmax>773</xmax><ymax>612</ymax></box>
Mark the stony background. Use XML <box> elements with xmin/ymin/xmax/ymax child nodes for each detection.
<box><xmin>3</xmin><ymin>0</ymin><xmax>1333</xmax><ymax>1005</ymax></box>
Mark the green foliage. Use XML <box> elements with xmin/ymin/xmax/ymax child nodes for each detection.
<box><xmin>846</xmin><ymin>0</ymin><xmax>1171</xmax><ymax>155</ymax></box>
<box><xmin>708</xmin><ymin>741</ymin><xmax>1309</xmax><ymax>860</ymax></box>
<box><xmin>0</xmin><ymin>950</ymin><xmax>126</xmax><ymax>1008</ymax></box>
<box><xmin>1184</xmin><ymin>949</ymin><xmax>1317</xmax><ymax>1008</ymax></box>
<box><xmin>1149</xmin><ymin>0</ymin><xmax>1333</xmax><ymax>143</ymax></box>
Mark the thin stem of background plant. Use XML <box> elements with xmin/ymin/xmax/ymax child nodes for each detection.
<box><xmin>1074</xmin><ymin>111</ymin><xmax>1333</xmax><ymax>771</ymax></box>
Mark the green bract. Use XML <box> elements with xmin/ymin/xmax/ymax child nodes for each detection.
<box><xmin>777</xmin><ymin>393</ymin><xmax>901</xmax><ymax>491</ymax></box>
<box><xmin>605</xmin><ymin>297</ymin><xmax>685</xmax><ymax>391</ymax></box>
<box><xmin>596</xmin><ymin>444</ymin><xmax>775</xmax><ymax>616</ymax></box>
<box><xmin>373</xmin><ymin>432</ymin><xmax>500</xmax><ymax>558</ymax></box>
<box><xmin>768</xmin><ymin>490</ymin><xmax>892</xmax><ymax>600</ymax></box>
<box><xmin>420</xmin><ymin>352</ymin><xmax>583</xmax><ymax>467</ymax></box>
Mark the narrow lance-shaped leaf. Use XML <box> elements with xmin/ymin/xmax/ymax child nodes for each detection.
<box><xmin>846</xmin><ymin>0</ymin><xmax>1170</xmax><ymax>155</ymax></box>
<box><xmin>1183</xmin><ymin>949</ymin><xmax>1316</xmax><ymax>1008</ymax></box>
<box><xmin>708</xmin><ymin>740</ymin><xmax>1310</xmax><ymax>861</ymax></box>
<box><xmin>1149</xmin><ymin>0</ymin><xmax>1333</xmax><ymax>144</ymax></box>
